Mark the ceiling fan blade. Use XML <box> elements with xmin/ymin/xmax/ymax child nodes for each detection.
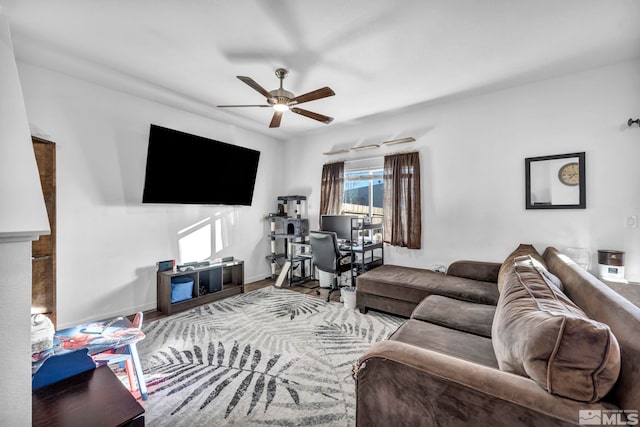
<box><xmin>291</xmin><ymin>107</ymin><xmax>334</xmax><ymax>124</ymax></box>
<box><xmin>217</xmin><ymin>104</ymin><xmax>271</xmax><ymax>107</ymax></box>
<box><xmin>269</xmin><ymin>111</ymin><xmax>283</xmax><ymax>128</ymax></box>
<box><xmin>290</xmin><ymin>87</ymin><xmax>335</xmax><ymax>105</ymax></box>
<box><xmin>237</xmin><ymin>76</ymin><xmax>272</xmax><ymax>99</ymax></box>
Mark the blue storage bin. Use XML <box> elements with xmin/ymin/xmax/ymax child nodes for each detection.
<box><xmin>171</xmin><ymin>277</ymin><xmax>194</xmax><ymax>303</ymax></box>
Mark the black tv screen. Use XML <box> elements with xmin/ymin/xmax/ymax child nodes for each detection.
<box><xmin>142</xmin><ymin>124</ymin><xmax>260</xmax><ymax>205</ymax></box>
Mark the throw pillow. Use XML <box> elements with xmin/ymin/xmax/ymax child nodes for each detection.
<box><xmin>497</xmin><ymin>243</ymin><xmax>545</xmax><ymax>293</ymax></box>
<box><xmin>532</xmin><ymin>257</ymin><xmax>564</xmax><ymax>292</ymax></box>
<box><xmin>492</xmin><ymin>255</ymin><xmax>620</xmax><ymax>402</ymax></box>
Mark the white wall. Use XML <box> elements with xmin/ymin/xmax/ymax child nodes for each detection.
<box><xmin>283</xmin><ymin>60</ymin><xmax>640</xmax><ymax>282</ymax></box>
<box><xmin>0</xmin><ymin>12</ymin><xmax>52</xmax><ymax>423</ymax></box>
<box><xmin>13</xmin><ymin>57</ymin><xmax>640</xmax><ymax>330</ymax></box>
<box><xmin>18</xmin><ymin>62</ymin><xmax>284</xmax><ymax>328</ymax></box>
<box><xmin>0</xmin><ymin>242</ymin><xmax>32</xmax><ymax>425</ymax></box>
<box><xmin>0</xmin><ymin>18</ymin><xmax>49</xmax><ymax>241</ymax></box>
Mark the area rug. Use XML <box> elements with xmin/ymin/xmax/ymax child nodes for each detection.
<box><xmin>137</xmin><ymin>286</ymin><xmax>403</xmax><ymax>426</ymax></box>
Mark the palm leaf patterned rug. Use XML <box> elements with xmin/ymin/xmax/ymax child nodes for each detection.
<box><xmin>138</xmin><ymin>286</ymin><xmax>403</xmax><ymax>426</ymax></box>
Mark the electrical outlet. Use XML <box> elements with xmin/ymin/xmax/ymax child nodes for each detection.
<box><xmin>626</xmin><ymin>215</ymin><xmax>638</xmax><ymax>229</ymax></box>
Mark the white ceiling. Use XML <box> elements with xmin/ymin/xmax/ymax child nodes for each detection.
<box><xmin>3</xmin><ymin>0</ymin><xmax>640</xmax><ymax>139</ymax></box>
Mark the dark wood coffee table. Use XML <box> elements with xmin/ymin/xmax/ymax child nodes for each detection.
<box><xmin>33</xmin><ymin>365</ymin><xmax>144</xmax><ymax>427</ymax></box>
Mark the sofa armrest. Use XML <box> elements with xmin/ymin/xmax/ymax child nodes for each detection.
<box><xmin>447</xmin><ymin>260</ymin><xmax>501</xmax><ymax>283</ymax></box>
<box><xmin>355</xmin><ymin>340</ymin><xmax>614</xmax><ymax>427</ymax></box>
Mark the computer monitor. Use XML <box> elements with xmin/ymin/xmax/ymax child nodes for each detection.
<box><xmin>321</xmin><ymin>215</ymin><xmax>357</xmax><ymax>241</ymax></box>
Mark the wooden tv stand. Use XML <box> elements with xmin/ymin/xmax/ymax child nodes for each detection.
<box><xmin>157</xmin><ymin>260</ymin><xmax>244</xmax><ymax>315</ymax></box>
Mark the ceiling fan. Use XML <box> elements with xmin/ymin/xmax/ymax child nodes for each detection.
<box><xmin>217</xmin><ymin>68</ymin><xmax>335</xmax><ymax>128</ymax></box>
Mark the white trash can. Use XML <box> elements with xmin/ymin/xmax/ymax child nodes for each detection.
<box><xmin>318</xmin><ymin>269</ymin><xmax>333</xmax><ymax>288</ymax></box>
<box><xmin>342</xmin><ymin>286</ymin><xmax>357</xmax><ymax>310</ymax></box>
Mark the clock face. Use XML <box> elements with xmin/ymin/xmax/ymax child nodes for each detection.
<box><xmin>558</xmin><ymin>162</ymin><xmax>580</xmax><ymax>186</ymax></box>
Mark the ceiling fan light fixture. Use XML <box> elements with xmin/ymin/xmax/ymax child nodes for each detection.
<box><xmin>273</xmin><ymin>103</ymin><xmax>290</xmax><ymax>112</ymax></box>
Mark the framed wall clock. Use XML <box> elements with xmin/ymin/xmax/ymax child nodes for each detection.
<box><xmin>558</xmin><ymin>162</ymin><xmax>580</xmax><ymax>186</ymax></box>
<box><xmin>525</xmin><ymin>152</ymin><xmax>586</xmax><ymax>209</ymax></box>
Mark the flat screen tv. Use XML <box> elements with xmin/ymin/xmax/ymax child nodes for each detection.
<box><xmin>142</xmin><ymin>125</ymin><xmax>260</xmax><ymax>205</ymax></box>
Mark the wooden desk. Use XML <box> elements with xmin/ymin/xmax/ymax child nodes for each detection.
<box><xmin>33</xmin><ymin>365</ymin><xmax>144</xmax><ymax>427</ymax></box>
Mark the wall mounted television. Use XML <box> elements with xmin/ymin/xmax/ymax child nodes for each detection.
<box><xmin>142</xmin><ymin>124</ymin><xmax>260</xmax><ymax>206</ymax></box>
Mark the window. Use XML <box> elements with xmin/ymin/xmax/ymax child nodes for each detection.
<box><xmin>343</xmin><ymin>168</ymin><xmax>383</xmax><ymax>219</ymax></box>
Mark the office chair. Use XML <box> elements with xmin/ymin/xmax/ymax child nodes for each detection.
<box><xmin>309</xmin><ymin>231</ymin><xmax>352</xmax><ymax>302</ymax></box>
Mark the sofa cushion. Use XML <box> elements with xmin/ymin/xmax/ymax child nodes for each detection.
<box><xmin>411</xmin><ymin>295</ymin><xmax>496</xmax><ymax>338</ymax></box>
<box><xmin>513</xmin><ymin>253</ymin><xmax>565</xmax><ymax>293</ymax></box>
<box><xmin>536</xmin><ymin>265</ymin><xmax>564</xmax><ymax>292</ymax></box>
<box><xmin>492</xmin><ymin>255</ymin><xmax>621</xmax><ymax>402</ymax></box>
<box><xmin>390</xmin><ymin>319</ymin><xmax>499</xmax><ymax>368</ymax></box>
<box><xmin>357</xmin><ymin>264</ymin><xmax>499</xmax><ymax>306</ymax></box>
<box><xmin>447</xmin><ymin>260</ymin><xmax>501</xmax><ymax>283</ymax></box>
<box><xmin>497</xmin><ymin>243</ymin><xmax>546</xmax><ymax>293</ymax></box>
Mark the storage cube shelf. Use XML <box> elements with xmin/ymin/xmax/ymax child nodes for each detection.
<box><xmin>157</xmin><ymin>260</ymin><xmax>244</xmax><ymax>315</ymax></box>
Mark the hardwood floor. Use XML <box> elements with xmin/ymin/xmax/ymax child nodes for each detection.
<box><xmin>144</xmin><ymin>279</ymin><xmax>343</xmax><ymax>322</ymax></box>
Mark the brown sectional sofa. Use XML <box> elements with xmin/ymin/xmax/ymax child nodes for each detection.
<box><xmin>356</xmin><ymin>261</ymin><xmax>501</xmax><ymax>317</ymax></box>
<box><xmin>354</xmin><ymin>244</ymin><xmax>640</xmax><ymax>426</ymax></box>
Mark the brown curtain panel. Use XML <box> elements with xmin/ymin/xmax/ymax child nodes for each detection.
<box><xmin>383</xmin><ymin>152</ymin><xmax>422</xmax><ymax>249</ymax></box>
<box><xmin>319</xmin><ymin>161</ymin><xmax>344</xmax><ymax>227</ymax></box>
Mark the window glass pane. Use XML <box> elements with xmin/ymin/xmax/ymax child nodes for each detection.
<box><xmin>372</xmin><ymin>176</ymin><xmax>383</xmax><ymax>217</ymax></box>
<box><xmin>344</xmin><ymin>175</ymin><xmax>370</xmax><ymax>215</ymax></box>
<box><xmin>344</xmin><ymin>169</ymin><xmax>383</xmax><ymax>217</ymax></box>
